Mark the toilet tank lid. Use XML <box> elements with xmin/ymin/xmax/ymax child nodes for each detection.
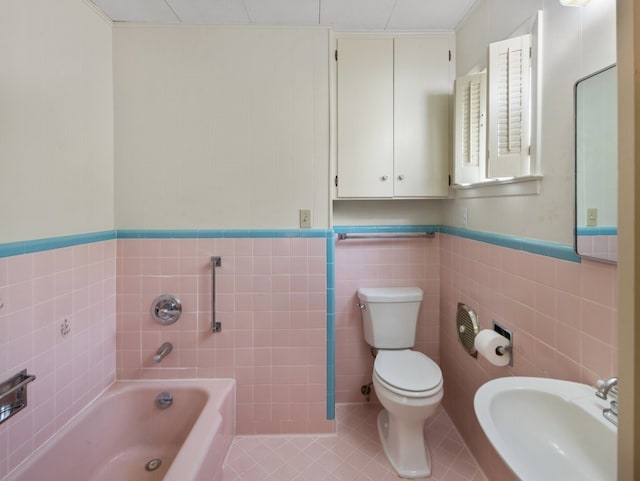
<box><xmin>358</xmin><ymin>287</ymin><xmax>423</xmax><ymax>302</ymax></box>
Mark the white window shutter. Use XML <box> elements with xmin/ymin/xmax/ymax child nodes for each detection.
<box><xmin>488</xmin><ymin>34</ymin><xmax>531</xmax><ymax>178</ymax></box>
<box><xmin>454</xmin><ymin>71</ymin><xmax>487</xmax><ymax>184</ymax></box>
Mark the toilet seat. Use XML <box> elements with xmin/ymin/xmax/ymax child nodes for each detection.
<box><xmin>374</xmin><ymin>350</ymin><xmax>443</xmax><ymax>398</ymax></box>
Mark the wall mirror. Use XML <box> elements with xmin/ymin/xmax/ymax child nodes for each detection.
<box><xmin>575</xmin><ymin>64</ymin><xmax>617</xmax><ymax>263</ymax></box>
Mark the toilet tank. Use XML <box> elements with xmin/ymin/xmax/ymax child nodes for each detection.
<box><xmin>357</xmin><ymin>287</ymin><xmax>423</xmax><ymax>349</ymax></box>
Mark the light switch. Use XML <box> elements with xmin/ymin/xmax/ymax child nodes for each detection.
<box><xmin>586</xmin><ymin>208</ymin><xmax>598</xmax><ymax>227</ymax></box>
<box><xmin>299</xmin><ymin>209</ymin><xmax>311</xmax><ymax>228</ymax></box>
<box><xmin>461</xmin><ymin>207</ymin><xmax>468</xmax><ymax>228</ymax></box>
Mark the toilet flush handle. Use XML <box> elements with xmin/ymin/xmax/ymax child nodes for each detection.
<box><xmin>357</xmin><ymin>303</ymin><xmax>366</xmax><ymax>310</ymax></box>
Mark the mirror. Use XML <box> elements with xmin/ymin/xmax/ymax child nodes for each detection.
<box><xmin>575</xmin><ymin>64</ymin><xmax>617</xmax><ymax>263</ymax></box>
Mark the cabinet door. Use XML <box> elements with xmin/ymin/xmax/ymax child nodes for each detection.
<box><xmin>394</xmin><ymin>37</ymin><xmax>451</xmax><ymax>197</ymax></box>
<box><xmin>337</xmin><ymin>37</ymin><xmax>394</xmax><ymax>198</ymax></box>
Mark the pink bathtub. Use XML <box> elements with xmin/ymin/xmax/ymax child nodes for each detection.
<box><xmin>4</xmin><ymin>379</ymin><xmax>235</xmax><ymax>481</ymax></box>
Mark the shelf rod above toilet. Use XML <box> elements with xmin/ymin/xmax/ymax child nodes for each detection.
<box><xmin>336</xmin><ymin>232</ymin><xmax>435</xmax><ymax>240</ymax></box>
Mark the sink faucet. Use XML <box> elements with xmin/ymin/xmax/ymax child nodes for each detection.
<box><xmin>603</xmin><ymin>400</ymin><xmax>618</xmax><ymax>426</ymax></box>
<box><xmin>595</xmin><ymin>376</ymin><xmax>618</xmax><ymax>400</ymax></box>
<box><xmin>153</xmin><ymin>342</ymin><xmax>173</xmax><ymax>363</ymax></box>
<box><xmin>596</xmin><ymin>376</ymin><xmax>618</xmax><ymax>426</ymax></box>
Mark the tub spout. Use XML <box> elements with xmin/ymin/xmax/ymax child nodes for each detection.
<box><xmin>154</xmin><ymin>342</ymin><xmax>173</xmax><ymax>363</ymax></box>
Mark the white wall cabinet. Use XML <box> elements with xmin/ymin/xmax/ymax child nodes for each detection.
<box><xmin>336</xmin><ymin>35</ymin><xmax>452</xmax><ymax>198</ymax></box>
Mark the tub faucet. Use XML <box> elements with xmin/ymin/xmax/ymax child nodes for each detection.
<box><xmin>154</xmin><ymin>342</ymin><xmax>173</xmax><ymax>363</ymax></box>
<box><xmin>595</xmin><ymin>376</ymin><xmax>618</xmax><ymax>400</ymax></box>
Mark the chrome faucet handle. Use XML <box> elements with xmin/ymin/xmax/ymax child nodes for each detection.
<box><xmin>603</xmin><ymin>399</ymin><xmax>619</xmax><ymax>426</ymax></box>
<box><xmin>595</xmin><ymin>376</ymin><xmax>618</xmax><ymax>400</ymax></box>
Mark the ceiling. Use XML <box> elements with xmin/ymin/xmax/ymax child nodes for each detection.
<box><xmin>89</xmin><ymin>0</ymin><xmax>479</xmax><ymax>31</ymax></box>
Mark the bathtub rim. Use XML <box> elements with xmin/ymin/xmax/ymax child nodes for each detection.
<box><xmin>3</xmin><ymin>377</ymin><xmax>236</xmax><ymax>481</ymax></box>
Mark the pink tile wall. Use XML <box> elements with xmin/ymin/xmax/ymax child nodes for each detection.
<box><xmin>334</xmin><ymin>236</ymin><xmax>440</xmax><ymax>403</ymax></box>
<box><xmin>0</xmin><ymin>241</ymin><xmax>116</xmax><ymax>479</ymax></box>
<box><xmin>438</xmin><ymin>234</ymin><xmax>618</xmax><ymax>481</ymax></box>
<box><xmin>577</xmin><ymin>234</ymin><xmax>618</xmax><ymax>262</ymax></box>
<box><xmin>116</xmin><ymin>237</ymin><xmax>333</xmax><ymax>435</ymax></box>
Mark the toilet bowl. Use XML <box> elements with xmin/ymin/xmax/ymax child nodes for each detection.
<box><xmin>357</xmin><ymin>287</ymin><xmax>444</xmax><ymax>479</ymax></box>
<box><xmin>373</xmin><ymin>349</ymin><xmax>443</xmax><ymax>478</ymax></box>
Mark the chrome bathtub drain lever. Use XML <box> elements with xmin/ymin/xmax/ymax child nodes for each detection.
<box><xmin>155</xmin><ymin>391</ymin><xmax>173</xmax><ymax>409</ymax></box>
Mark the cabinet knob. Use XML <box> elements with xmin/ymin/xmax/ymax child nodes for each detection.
<box><xmin>381</xmin><ymin>175</ymin><xmax>388</xmax><ymax>181</ymax></box>
<box><xmin>398</xmin><ymin>175</ymin><xmax>405</xmax><ymax>181</ymax></box>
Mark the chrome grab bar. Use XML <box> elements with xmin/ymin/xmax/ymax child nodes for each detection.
<box><xmin>211</xmin><ymin>256</ymin><xmax>222</xmax><ymax>332</ymax></box>
<box><xmin>336</xmin><ymin>232</ymin><xmax>435</xmax><ymax>240</ymax></box>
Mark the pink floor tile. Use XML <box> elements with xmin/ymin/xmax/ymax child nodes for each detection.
<box><xmin>223</xmin><ymin>404</ymin><xmax>488</xmax><ymax>481</ymax></box>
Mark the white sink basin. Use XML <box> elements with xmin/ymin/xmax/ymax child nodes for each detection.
<box><xmin>474</xmin><ymin>377</ymin><xmax>617</xmax><ymax>481</ymax></box>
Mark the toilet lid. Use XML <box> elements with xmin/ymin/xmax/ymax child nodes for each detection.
<box><xmin>374</xmin><ymin>350</ymin><xmax>442</xmax><ymax>393</ymax></box>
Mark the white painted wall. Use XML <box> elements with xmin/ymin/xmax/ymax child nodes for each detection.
<box><xmin>332</xmin><ymin>199</ymin><xmax>442</xmax><ymax>226</ymax></box>
<box><xmin>113</xmin><ymin>26</ymin><xmax>330</xmax><ymax>230</ymax></box>
<box><xmin>443</xmin><ymin>0</ymin><xmax>616</xmax><ymax>244</ymax></box>
<box><xmin>0</xmin><ymin>0</ymin><xmax>114</xmax><ymax>243</ymax></box>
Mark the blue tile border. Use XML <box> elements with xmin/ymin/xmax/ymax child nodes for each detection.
<box><xmin>0</xmin><ymin>231</ymin><xmax>116</xmax><ymax>258</ymax></box>
<box><xmin>439</xmin><ymin>226</ymin><xmax>582</xmax><ymax>263</ymax></box>
<box><xmin>325</xmin><ymin>232</ymin><xmax>336</xmax><ymax>420</ymax></box>
<box><xmin>1</xmin><ymin>226</ymin><xmax>579</xmax><ymax>263</ymax></box>
<box><xmin>576</xmin><ymin>226</ymin><xmax>618</xmax><ymax>236</ymax></box>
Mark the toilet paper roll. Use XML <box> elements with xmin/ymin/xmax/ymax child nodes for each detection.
<box><xmin>474</xmin><ymin>329</ymin><xmax>511</xmax><ymax>367</ymax></box>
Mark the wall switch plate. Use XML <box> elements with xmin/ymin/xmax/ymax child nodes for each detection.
<box><xmin>586</xmin><ymin>208</ymin><xmax>598</xmax><ymax>227</ymax></box>
<box><xmin>299</xmin><ymin>209</ymin><xmax>311</xmax><ymax>228</ymax></box>
<box><xmin>461</xmin><ymin>207</ymin><xmax>468</xmax><ymax>228</ymax></box>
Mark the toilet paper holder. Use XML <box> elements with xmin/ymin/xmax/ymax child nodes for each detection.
<box><xmin>493</xmin><ymin>321</ymin><xmax>513</xmax><ymax>366</ymax></box>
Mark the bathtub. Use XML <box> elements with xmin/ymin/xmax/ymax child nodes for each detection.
<box><xmin>4</xmin><ymin>379</ymin><xmax>235</xmax><ymax>481</ymax></box>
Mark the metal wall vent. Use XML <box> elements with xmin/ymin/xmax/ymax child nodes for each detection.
<box><xmin>456</xmin><ymin>303</ymin><xmax>479</xmax><ymax>357</ymax></box>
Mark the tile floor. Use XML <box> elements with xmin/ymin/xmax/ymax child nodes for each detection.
<box><xmin>223</xmin><ymin>404</ymin><xmax>489</xmax><ymax>481</ymax></box>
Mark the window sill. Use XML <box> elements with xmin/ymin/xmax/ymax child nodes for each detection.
<box><xmin>451</xmin><ymin>175</ymin><xmax>542</xmax><ymax>198</ymax></box>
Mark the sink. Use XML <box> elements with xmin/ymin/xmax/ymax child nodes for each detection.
<box><xmin>474</xmin><ymin>377</ymin><xmax>617</xmax><ymax>481</ymax></box>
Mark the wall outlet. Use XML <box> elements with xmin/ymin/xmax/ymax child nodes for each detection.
<box><xmin>299</xmin><ymin>209</ymin><xmax>311</xmax><ymax>228</ymax></box>
<box><xmin>586</xmin><ymin>207</ymin><xmax>598</xmax><ymax>227</ymax></box>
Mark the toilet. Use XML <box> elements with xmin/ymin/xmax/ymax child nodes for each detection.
<box><xmin>357</xmin><ymin>287</ymin><xmax>443</xmax><ymax>479</ymax></box>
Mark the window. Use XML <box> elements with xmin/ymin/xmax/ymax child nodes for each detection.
<box><xmin>452</xmin><ymin>11</ymin><xmax>543</xmax><ymax>195</ymax></box>
<box><xmin>488</xmin><ymin>33</ymin><xmax>531</xmax><ymax>178</ymax></box>
<box><xmin>454</xmin><ymin>71</ymin><xmax>487</xmax><ymax>184</ymax></box>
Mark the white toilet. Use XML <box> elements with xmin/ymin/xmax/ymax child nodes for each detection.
<box><xmin>357</xmin><ymin>287</ymin><xmax>443</xmax><ymax>479</ymax></box>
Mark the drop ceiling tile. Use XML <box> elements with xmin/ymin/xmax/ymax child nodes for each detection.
<box><xmin>166</xmin><ymin>0</ymin><xmax>250</xmax><ymax>24</ymax></box>
<box><xmin>386</xmin><ymin>0</ymin><xmax>478</xmax><ymax>30</ymax></box>
<box><xmin>243</xmin><ymin>0</ymin><xmax>320</xmax><ymax>25</ymax></box>
<box><xmin>91</xmin><ymin>0</ymin><xmax>179</xmax><ymax>23</ymax></box>
<box><xmin>91</xmin><ymin>0</ymin><xmax>481</xmax><ymax>30</ymax></box>
<box><xmin>320</xmin><ymin>0</ymin><xmax>397</xmax><ymax>30</ymax></box>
